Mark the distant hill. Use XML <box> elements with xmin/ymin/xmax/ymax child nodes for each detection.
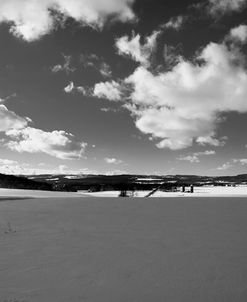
<box><xmin>24</xmin><ymin>173</ymin><xmax>247</xmax><ymax>192</ymax></box>
<box><xmin>2</xmin><ymin>173</ymin><xmax>246</xmax><ymax>193</ymax></box>
<box><xmin>0</xmin><ymin>173</ymin><xmax>54</xmax><ymax>191</ymax></box>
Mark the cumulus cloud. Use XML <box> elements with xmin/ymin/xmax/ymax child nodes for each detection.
<box><xmin>0</xmin><ymin>104</ymin><xmax>29</xmax><ymax>132</ymax></box>
<box><xmin>0</xmin><ymin>0</ymin><xmax>136</xmax><ymax>41</ymax></box>
<box><xmin>104</xmin><ymin>157</ymin><xmax>123</xmax><ymax>164</ymax></box>
<box><xmin>116</xmin><ymin>30</ymin><xmax>160</xmax><ymax>67</ymax></box>
<box><xmin>0</xmin><ymin>103</ymin><xmax>87</xmax><ymax>160</ymax></box>
<box><xmin>178</xmin><ymin>150</ymin><xmax>216</xmax><ymax>163</ymax></box>
<box><xmin>5</xmin><ymin>127</ymin><xmax>87</xmax><ymax>160</ymax></box>
<box><xmin>115</xmin><ymin>36</ymin><xmax>247</xmax><ymax>150</ymax></box>
<box><xmin>163</xmin><ymin>16</ymin><xmax>185</xmax><ymax>30</ymax></box>
<box><xmin>208</xmin><ymin>0</ymin><xmax>247</xmax><ymax>16</ymax></box>
<box><xmin>233</xmin><ymin>158</ymin><xmax>247</xmax><ymax>165</ymax></box>
<box><xmin>229</xmin><ymin>24</ymin><xmax>247</xmax><ymax>43</ymax></box>
<box><xmin>93</xmin><ymin>80</ymin><xmax>123</xmax><ymax>101</ymax></box>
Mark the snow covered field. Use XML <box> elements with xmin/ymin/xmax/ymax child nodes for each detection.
<box><xmin>0</xmin><ymin>188</ymin><xmax>82</xmax><ymax>198</ymax></box>
<box><xmin>0</xmin><ymin>197</ymin><xmax>247</xmax><ymax>302</ymax></box>
<box><xmin>1</xmin><ymin>185</ymin><xmax>247</xmax><ymax>200</ymax></box>
<box><xmin>153</xmin><ymin>185</ymin><xmax>247</xmax><ymax>197</ymax></box>
<box><xmin>79</xmin><ymin>186</ymin><xmax>247</xmax><ymax>198</ymax></box>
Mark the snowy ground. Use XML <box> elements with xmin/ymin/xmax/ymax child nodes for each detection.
<box><xmin>1</xmin><ymin>186</ymin><xmax>247</xmax><ymax>199</ymax></box>
<box><xmin>153</xmin><ymin>185</ymin><xmax>247</xmax><ymax>197</ymax></box>
<box><xmin>78</xmin><ymin>186</ymin><xmax>247</xmax><ymax>198</ymax></box>
<box><xmin>78</xmin><ymin>190</ymin><xmax>148</xmax><ymax>197</ymax></box>
<box><xmin>0</xmin><ymin>188</ymin><xmax>82</xmax><ymax>198</ymax></box>
<box><xmin>0</xmin><ymin>197</ymin><xmax>247</xmax><ymax>302</ymax></box>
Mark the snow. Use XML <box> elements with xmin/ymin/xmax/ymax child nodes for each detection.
<box><xmin>136</xmin><ymin>178</ymin><xmax>163</xmax><ymax>181</ymax></box>
<box><xmin>0</xmin><ymin>188</ymin><xmax>82</xmax><ymax>198</ymax></box>
<box><xmin>1</xmin><ymin>197</ymin><xmax>247</xmax><ymax>301</ymax></box>
<box><xmin>1</xmin><ymin>185</ymin><xmax>247</xmax><ymax>200</ymax></box>
<box><xmin>78</xmin><ymin>186</ymin><xmax>247</xmax><ymax>198</ymax></box>
<box><xmin>152</xmin><ymin>186</ymin><xmax>247</xmax><ymax>197</ymax></box>
<box><xmin>78</xmin><ymin>190</ymin><xmax>150</xmax><ymax>197</ymax></box>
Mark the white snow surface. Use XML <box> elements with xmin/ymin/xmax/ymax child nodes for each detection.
<box><xmin>79</xmin><ymin>186</ymin><xmax>247</xmax><ymax>197</ymax></box>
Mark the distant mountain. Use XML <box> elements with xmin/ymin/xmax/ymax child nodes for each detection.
<box><xmin>0</xmin><ymin>173</ymin><xmax>54</xmax><ymax>191</ymax></box>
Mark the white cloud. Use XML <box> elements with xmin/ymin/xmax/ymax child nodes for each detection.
<box><xmin>0</xmin><ymin>0</ymin><xmax>136</xmax><ymax>41</ymax></box>
<box><xmin>64</xmin><ymin>81</ymin><xmax>88</xmax><ymax>95</ymax></box>
<box><xmin>229</xmin><ymin>24</ymin><xmax>247</xmax><ymax>43</ymax></box>
<box><xmin>93</xmin><ymin>80</ymin><xmax>122</xmax><ymax>101</ymax></box>
<box><xmin>105</xmin><ymin>169</ymin><xmax>127</xmax><ymax>175</ymax></box>
<box><xmin>196</xmin><ymin>136</ymin><xmax>227</xmax><ymax>147</ymax></box>
<box><xmin>178</xmin><ymin>155</ymin><xmax>200</xmax><ymax>163</ymax></box>
<box><xmin>81</xmin><ymin>54</ymin><xmax>112</xmax><ymax>78</ymax></box>
<box><xmin>0</xmin><ymin>160</ymin><xmax>96</xmax><ymax>175</ymax></box>
<box><xmin>5</xmin><ymin>127</ymin><xmax>87</xmax><ymax>160</ymax></box>
<box><xmin>51</xmin><ymin>54</ymin><xmax>75</xmax><ymax>74</ymax></box>
<box><xmin>0</xmin><ymin>158</ymin><xmax>17</xmax><ymax>165</ymax></box>
<box><xmin>64</xmin><ymin>82</ymin><xmax>75</xmax><ymax>93</ymax></box>
<box><xmin>100</xmin><ymin>107</ymin><xmax>118</xmax><ymax>113</ymax></box>
<box><xmin>208</xmin><ymin>0</ymin><xmax>247</xmax><ymax>16</ymax></box>
<box><xmin>119</xmin><ymin>39</ymin><xmax>247</xmax><ymax>150</ymax></box>
<box><xmin>0</xmin><ymin>104</ymin><xmax>88</xmax><ymax>161</ymax></box>
<box><xmin>163</xmin><ymin>16</ymin><xmax>184</xmax><ymax>30</ymax></box>
<box><xmin>0</xmin><ymin>104</ymin><xmax>29</xmax><ymax>132</ymax></box>
<box><xmin>178</xmin><ymin>150</ymin><xmax>216</xmax><ymax>163</ymax></box>
<box><xmin>116</xmin><ymin>30</ymin><xmax>160</xmax><ymax>67</ymax></box>
<box><xmin>233</xmin><ymin>158</ymin><xmax>247</xmax><ymax>165</ymax></box>
<box><xmin>104</xmin><ymin>157</ymin><xmax>123</xmax><ymax>164</ymax></box>
<box><xmin>217</xmin><ymin>162</ymin><xmax>232</xmax><ymax>170</ymax></box>
<box><xmin>99</xmin><ymin>62</ymin><xmax>113</xmax><ymax>78</ymax></box>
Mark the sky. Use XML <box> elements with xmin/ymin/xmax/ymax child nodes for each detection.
<box><xmin>0</xmin><ymin>0</ymin><xmax>247</xmax><ymax>176</ymax></box>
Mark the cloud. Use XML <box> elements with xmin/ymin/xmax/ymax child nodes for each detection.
<box><xmin>104</xmin><ymin>157</ymin><xmax>123</xmax><ymax>164</ymax></box>
<box><xmin>208</xmin><ymin>0</ymin><xmax>247</xmax><ymax>16</ymax></box>
<box><xmin>178</xmin><ymin>150</ymin><xmax>216</xmax><ymax>163</ymax></box>
<box><xmin>0</xmin><ymin>158</ymin><xmax>17</xmax><ymax>165</ymax></box>
<box><xmin>64</xmin><ymin>81</ymin><xmax>87</xmax><ymax>94</ymax></box>
<box><xmin>100</xmin><ymin>107</ymin><xmax>119</xmax><ymax>113</ymax></box>
<box><xmin>0</xmin><ymin>160</ymin><xmax>96</xmax><ymax>175</ymax></box>
<box><xmin>5</xmin><ymin>127</ymin><xmax>87</xmax><ymax>160</ymax></box>
<box><xmin>105</xmin><ymin>169</ymin><xmax>127</xmax><ymax>175</ymax></box>
<box><xmin>64</xmin><ymin>82</ymin><xmax>75</xmax><ymax>93</ymax></box>
<box><xmin>178</xmin><ymin>155</ymin><xmax>200</xmax><ymax>163</ymax></box>
<box><xmin>116</xmin><ymin>35</ymin><xmax>247</xmax><ymax>150</ymax></box>
<box><xmin>115</xmin><ymin>30</ymin><xmax>160</xmax><ymax>67</ymax></box>
<box><xmin>163</xmin><ymin>16</ymin><xmax>185</xmax><ymax>30</ymax></box>
<box><xmin>229</xmin><ymin>24</ymin><xmax>247</xmax><ymax>43</ymax></box>
<box><xmin>196</xmin><ymin>136</ymin><xmax>227</xmax><ymax>147</ymax></box>
<box><xmin>93</xmin><ymin>80</ymin><xmax>123</xmax><ymax>101</ymax></box>
<box><xmin>51</xmin><ymin>54</ymin><xmax>75</xmax><ymax>74</ymax></box>
<box><xmin>0</xmin><ymin>0</ymin><xmax>136</xmax><ymax>41</ymax></box>
<box><xmin>0</xmin><ymin>104</ymin><xmax>88</xmax><ymax>160</ymax></box>
<box><xmin>217</xmin><ymin>162</ymin><xmax>232</xmax><ymax>170</ymax></box>
<box><xmin>0</xmin><ymin>104</ymin><xmax>29</xmax><ymax>132</ymax></box>
<box><xmin>233</xmin><ymin>158</ymin><xmax>247</xmax><ymax>165</ymax></box>
<box><xmin>163</xmin><ymin>44</ymin><xmax>183</xmax><ymax>69</ymax></box>
<box><xmin>80</xmin><ymin>54</ymin><xmax>112</xmax><ymax>78</ymax></box>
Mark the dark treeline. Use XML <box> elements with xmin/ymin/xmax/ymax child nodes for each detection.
<box><xmin>0</xmin><ymin>173</ymin><xmax>54</xmax><ymax>191</ymax></box>
<box><xmin>2</xmin><ymin>173</ymin><xmax>247</xmax><ymax>192</ymax></box>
